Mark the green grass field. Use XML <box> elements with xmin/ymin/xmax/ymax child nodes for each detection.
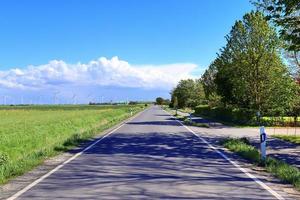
<box><xmin>0</xmin><ymin>105</ymin><xmax>144</xmax><ymax>184</ymax></box>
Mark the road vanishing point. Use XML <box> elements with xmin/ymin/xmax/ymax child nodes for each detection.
<box><xmin>6</xmin><ymin>106</ymin><xmax>295</xmax><ymax>200</ymax></box>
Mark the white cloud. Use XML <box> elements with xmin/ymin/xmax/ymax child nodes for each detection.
<box><xmin>0</xmin><ymin>56</ymin><xmax>198</xmax><ymax>90</ymax></box>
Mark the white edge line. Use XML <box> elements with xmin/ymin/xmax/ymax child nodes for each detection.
<box><xmin>163</xmin><ymin>109</ymin><xmax>285</xmax><ymax>200</ymax></box>
<box><xmin>7</xmin><ymin>108</ymin><xmax>148</xmax><ymax>200</ymax></box>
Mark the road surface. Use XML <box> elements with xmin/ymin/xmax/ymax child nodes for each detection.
<box><xmin>7</xmin><ymin>106</ymin><xmax>294</xmax><ymax>199</ymax></box>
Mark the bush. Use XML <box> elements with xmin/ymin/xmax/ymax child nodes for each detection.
<box><xmin>194</xmin><ymin>105</ymin><xmax>256</xmax><ymax>125</ymax></box>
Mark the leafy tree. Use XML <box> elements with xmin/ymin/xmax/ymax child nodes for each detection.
<box><xmin>202</xmin><ymin>62</ymin><xmax>217</xmax><ymax>99</ymax></box>
<box><xmin>155</xmin><ymin>97</ymin><xmax>170</xmax><ymax>105</ymax></box>
<box><xmin>214</xmin><ymin>11</ymin><xmax>297</xmax><ymax>113</ymax></box>
<box><xmin>254</xmin><ymin>0</ymin><xmax>300</xmax><ymax>51</ymax></box>
<box><xmin>201</xmin><ymin>60</ymin><xmax>222</xmax><ymax>106</ymax></box>
<box><xmin>155</xmin><ymin>97</ymin><xmax>164</xmax><ymax>105</ymax></box>
<box><xmin>287</xmin><ymin>81</ymin><xmax>300</xmax><ymax>123</ymax></box>
<box><xmin>254</xmin><ymin>0</ymin><xmax>300</xmax><ymax>73</ymax></box>
<box><xmin>171</xmin><ymin>79</ymin><xmax>205</xmax><ymax>108</ymax></box>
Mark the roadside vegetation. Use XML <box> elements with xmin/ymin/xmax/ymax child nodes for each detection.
<box><xmin>0</xmin><ymin>105</ymin><xmax>144</xmax><ymax>184</ymax></box>
<box><xmin>162</xmin><ymin>2</ymin><xmax>300</xmax><ymax>188</ymax></box>
<box><xmin>221</xmin><ymin>138</ymin><xmax>300</xmax><ymax>190</ymax></box>
<box><xmin>166</xmin><ymin>5</ymin><xmax>300</xmax><ymax>127</ymax></box>
<box><xmin>273</xmin><ymin>135</ymin><xmax>300</xmax><ymax>145</ymax></box>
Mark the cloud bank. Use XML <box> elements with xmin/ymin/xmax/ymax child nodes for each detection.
<box><xmin>0</xmin><ymin>57</ymin><xmax>197</xmax><ymax>90</ymax></box>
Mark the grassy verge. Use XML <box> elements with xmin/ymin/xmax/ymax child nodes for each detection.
<box><xmin>183</xmin><ymin>118</ymin><xmax>210</xmax><ymax>128</ymax></box>
<box><xmin>221</xmin><ymin>138</ymin><xmax>300</xmax><ymax>190</ymax></box>
<box><xmin>273</xmin><ymin>135</ymin><xmax>300</xmax><ymax>145</ymax></box>
<box><xmin>0</xmin><ymin>105</ymin><xmax>145</xmax><ymax>184</ymax></box>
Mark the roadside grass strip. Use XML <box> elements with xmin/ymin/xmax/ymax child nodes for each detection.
<box><xmin>273</xmin><ymin>135</ymin><xmax>300</xmax><ymax>145</ymax></box>
<box><xmin>220</xmin><ymin>138</ymin><xmax>300</xmax><ymax>190</ymax></box>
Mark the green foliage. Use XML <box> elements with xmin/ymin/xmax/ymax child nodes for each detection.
<box><xmin>194</xmin><ymin>105</ymin><xmax>256</xmax><ymax>125</ymax></box>
<box><xmin>201</xmin><ymin>63</ymin><xmax>222</xmax><ymax>106</ymax></box>
<box><xmin>202</xmin><ymin>64</ymin><xmax>217</xmax><ymax>98</ymax></box>
<box><xmin>171</xmin><ymin>79</ymin><xmax>205</xmax><ymax>108</ymax></box>
<box><xmin>172</xmin><ymin>10</ymin><xmax>299</xmax><ymax>122</ymax></box>
<box><xmin>156</xmin><ymin>97</ymin><xmax>164</xmax><ymax>105</ymax></box>
<box><xmin>195</xmin><ymin>105</ymin><xmax>300</xmax><ymax>126</ymax></box>
<box><xmin>289</xmin><ymin>87</ymin><xmax>300</xmax><ymax>118</ymax></box>
<box><xmin>155</xmin><ymin>97</ymin><xmax>170</xmax><ymax>106</ymax></box>
<box><xmin>212</xmin><ymin>11</ymin><xmax>297</xmax><ymax>113</ymax></box>
<box><xmin>254</xmin><ymin>0</ymin><xmax>300</xmax><ymax>75</ymax></box>
<box><xmin>0</xmin><ymin>105</ymin><xmax>143</xmax><ymax>184</ymax></box>
<box><xmin>222</xmin><ymin>137</ymin><xmax>300</xmax><ymax>190</ymax></box>
<box><xmin>266</xmin><ymin>157</ymin><xmax>300</xmax><ymax>188</ymax></box>
<box><xmin>221</xmin><ymin>137</ymin><xmax>260</xmax><ymax>163</ymax></box>
<box><xmin>254</xmin><ymin>0</ymin><xmax>300</xmax><ymax>52</ymax></box>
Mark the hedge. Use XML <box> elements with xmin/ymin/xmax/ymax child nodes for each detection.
<box><xmin>194</xmin><ymin>105</ymin><xmax>256</xmax><ymax>125</ymax></box>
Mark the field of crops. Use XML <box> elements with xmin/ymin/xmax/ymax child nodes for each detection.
<box><xmin>0</xmin><ymin>105</ymin><xmax>144</xmax><ymax>184</ymax></box>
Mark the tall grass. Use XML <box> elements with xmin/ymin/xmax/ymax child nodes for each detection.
<box><xmin>0</xmin><ymin>105</ymin><xmax>143</xmax><ymax>184</ymax></box>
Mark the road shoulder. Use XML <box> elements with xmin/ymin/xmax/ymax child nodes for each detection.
<box><xmin>189</xmin><ymin>125</ymin><xmax>300</xmax><ymax>200</ymax></box>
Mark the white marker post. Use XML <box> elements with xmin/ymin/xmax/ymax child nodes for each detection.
<box><xmin>260</xmin><ymin>126</ymin><xmax>267</xmax><ymax>161</ymax></box>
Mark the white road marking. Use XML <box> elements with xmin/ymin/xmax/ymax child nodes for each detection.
<box><xmin>7</xmin><ymin>108</ymin><xmax>148</xmax><ymax>200</ymax></box>
<box><xmin>163</xmin><ymin>110</ymin><xmax>285</xmax><ymax>200</ymax></box>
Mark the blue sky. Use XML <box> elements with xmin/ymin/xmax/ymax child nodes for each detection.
<box><xmin>0</xmin><ymin>0</ymin><xmax>254</xmax><ymax>103</ymax></box>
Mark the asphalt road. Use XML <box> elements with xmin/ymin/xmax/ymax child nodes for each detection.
<box><xmin>9</xmin><ymin>106</ymin><xmax>292</xmax><ymax>199</ymax></box>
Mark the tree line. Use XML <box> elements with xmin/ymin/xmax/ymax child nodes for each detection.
<box><xmin>169</xmin><ymin>2</ymin><xmax>300</xmax><ymax>121</ymax></box>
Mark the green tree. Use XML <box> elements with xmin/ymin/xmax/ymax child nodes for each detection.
<box><xmin>171</xmin><ymin>79</ymin><xmax>205</xmax><ymax>108</ymax></box>
<box><xmin>201</xmin><ymin>61</ymin><xmax>221</xmax><ymax>106</ymax></box>
<box><xmin>287</xmin><ymin>82</ymin><xmax>300</xmax><ymax>124</ymax></box>
<box><xmin>254</xmin><ymin>0</ymin><xmax>300</xmax><ymax>51</ymax></box>
<box><xmin>214</xmin><ymin>11</ymin><xmax>296</xmax><ymax>113</ymax></box>
<box><xmin>254</xmin><ymin>0</ymin><xmax>300</xmax><ymax>73</ymax></box>
<box><xmin>155</xmin><ymin>97</ymin><xmax>164</xmax><ymax>105</ymax></box>
<box><xmin>202</xmin><ymin>62</ymin><xmax>217</xmax><ymax>99</ymax></box>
